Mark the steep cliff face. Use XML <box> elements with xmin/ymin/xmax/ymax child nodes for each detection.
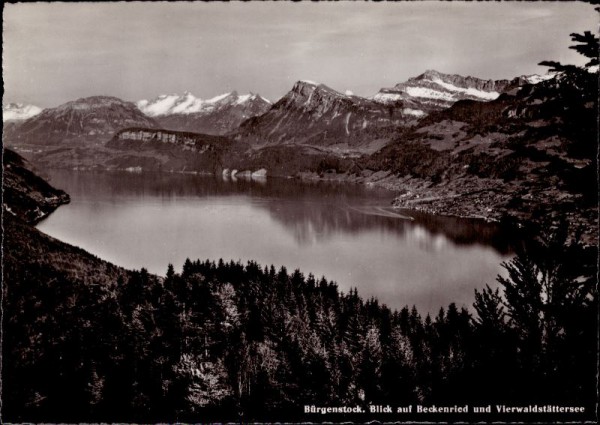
<box><xmin>236</xmin><ymin>80</ymin><xmax>414</xmax><ymax>150</ymax></box>
<box><xmin>110</xmin><ymin>128</ymin><xmax>229</xmax><ymax>153</ymax></box>
<box><xmin>4</xmin><ymin>96</ymin><xmax>159</xmax><ymax>146</ymax></box>
<box><xmin>138</xmin><ymin>91</ymin><xmax>272</xmax><ymax>135</ymax></box>
<box><xmin>104</xmin><ymin>127</ymin><xmax>246</xmax><ymax>172</ymax></box>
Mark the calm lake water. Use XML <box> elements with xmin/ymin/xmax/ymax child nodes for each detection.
<box><xmin>37</xmin><ymin>170</ymin><xmax>516</xmax><ymax>314</ymax></box>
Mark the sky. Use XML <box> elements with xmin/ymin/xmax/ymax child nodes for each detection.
<box><xmin>3</xmin><ymin>1</ymin><xmax>598</xmax><ymax>108</ymax></box>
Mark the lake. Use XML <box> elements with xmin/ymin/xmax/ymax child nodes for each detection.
<box><xmin>37</xmin><ymin>170</ymin><xmax>516</xmax><ymax>314</ymax></box>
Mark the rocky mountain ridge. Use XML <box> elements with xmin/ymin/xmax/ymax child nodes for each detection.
<box><xmin>235</xmin><ymin>80</ymin><xmax>415</xmax><ymax>151</ymax></box>
<box><xmin>234</xmin><ymin>70</ymin><xmax>557</xmax><ymax>152</ymax></box>
<box><xmin>371</xmin><ymin>69</ymin><xmax>556</xmax><ymax>114</ymax></box>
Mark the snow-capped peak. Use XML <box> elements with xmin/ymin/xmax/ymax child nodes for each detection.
<box><xmin>137</xmin><ymin>91</ymin><xmax>270</xmax><ymax>117</ymax></box>
<box><xmin>235</xmin><ymin>93</ymin><xmax>272</xmax><ymax>106</ymax></box>
<box><xmin>236</xmin><ymin>94</ymin><xmax>251</xmax><ymax>105</ymax></box>
<box><xmin>521</xmin><ymin>73</ymin><xmax>557</xmax><ymax>85</ymax></box>
<box><xmin>3</xmin><ymin>103</ymin><xmax>43</xmax><ymax>122</ymax></box>
<box><xmin>257</xmin><ymin>94</ymin><xmax>272</xmax><ymax>105</ymax></box>
<box><xmin>292</xmin><ymin>80</ymin><xmax>351</xmax><ymax>100</ymax></box>
<box><xmin>205</xmin><ymin>92</ymin><xmax>236</xmax><ymax>104</ymax></box>
<box><xmin>136</xmin><ymin>93</ymin><xmax>197</xmax><ymax>116</ymax></box>
<box><xmin>429</xmin><ymin>77</ymin><xmax>500</xmax><ymax>100</ymax></box>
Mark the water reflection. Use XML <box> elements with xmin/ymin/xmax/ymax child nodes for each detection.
<box><xmin>37</xmin><ymin>170</ymin><xmax>517</xmax><ymax>313</ymax></box>
<box><xmin>41</xmin><ymin>170</ymin><xmax>517</xmax><ymax>253</ymax></box>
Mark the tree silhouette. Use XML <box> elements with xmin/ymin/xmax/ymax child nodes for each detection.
<box><xmin>539</xmin><ymin>30</ymin><xmax>599</xmax><ymax>72</ymax></box>
<box><xmin>473</xmin><ymin>223</ymin><xmax>597</xmax><ymax>402</ymax></box>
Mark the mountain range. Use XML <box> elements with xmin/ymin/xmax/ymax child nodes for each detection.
<box><xmin>137</xmin><ymin>91</ymin><xmax>272</xmax><ymax>135</ymax></box>
<box><xmin>4</xmin><ymin>69</ymin><xmax>556</xmax><ymax>147</ymax></box>
<box><xmin>2</xmin><ymin>68</ymin><xmax>562</xmax><ymax>174</ymax></box>
<box><xmin>234</xmin><ymin>70</ymin><xmax>551</xmax><ymax>151</ymax></box>
<box><xmin>371</xmin><ymin>70</ymin><xmax>555</xmax><ymax>112</ymax></box>
<box><xmin>3</xmin><ymin>96</ymin><xmax>159</xmax><ymax>146</ymax></box>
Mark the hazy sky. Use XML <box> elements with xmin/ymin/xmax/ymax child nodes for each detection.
<box><xmin>3</xmin><ymin>1</ymin><xmax>597</xmax><ymax>107</ymax></box>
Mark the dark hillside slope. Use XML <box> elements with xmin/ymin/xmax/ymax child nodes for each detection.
<box><xmin>2</xmin><ymin>149</ymin><xmax>70</xmax><ymax>222</ymax></box>
<box><xmin>2</xmin><ymin>150</ymin><xmax>138</xmax><ymax>421</ymax></box>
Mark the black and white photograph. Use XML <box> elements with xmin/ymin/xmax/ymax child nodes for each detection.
<box><xmin>2</xmin><ymin>1</ymin><xmax>598</xmax><ymax>423</ymax></box>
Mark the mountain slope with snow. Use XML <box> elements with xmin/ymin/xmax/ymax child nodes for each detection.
<box><xmin>4</xmin><ymin>96</ymin><xmax>159</xmax><ymax>146</ymax></box>
<box><xmin>372</xmin><ymin>70</ymin><xmax>556</xmax><ymax>115</ymax></box>
<box><xmin>3</xmin><ymin>103</ymin><xmax>43</xmax><ymax>122</ymax></box>
<box><xmin>137</xmin><ymin>91</ymin><xmax>272</xmax><ymax>135</ymax></box>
